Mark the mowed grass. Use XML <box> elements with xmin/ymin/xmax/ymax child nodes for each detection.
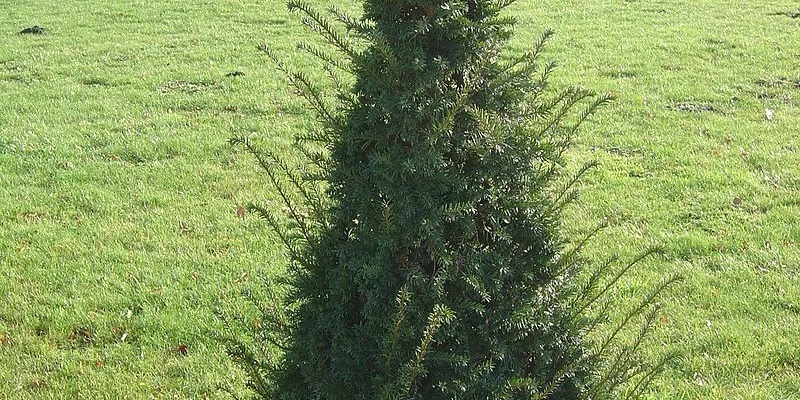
<box><xmin>0</xmin><ymin>0</ymin><xmax>798</xmax><ymax>399</ymax></box>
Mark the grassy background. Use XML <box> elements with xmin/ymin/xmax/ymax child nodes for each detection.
<box><xmin>1</xmin><ymin>0</ymin><xmax>798</xmax><ymax>398</ymax></box>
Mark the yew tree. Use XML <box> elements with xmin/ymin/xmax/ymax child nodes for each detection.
<box><xmin>225</xmin><ymin>1</ymin><xmax>676</xmax><ymax>399</ymax></box>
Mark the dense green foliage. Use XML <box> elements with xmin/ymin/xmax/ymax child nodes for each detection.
<box><xmin>3</xmin><ymin>0</ymin><xmax>798</xmax><ymax>398</ymax></box>
<box><xmin>227</xmin><ymin>1</ymin><xmax>675</xmax><ymax>399</ymax></box>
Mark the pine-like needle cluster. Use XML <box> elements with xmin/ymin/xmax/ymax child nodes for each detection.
<box><xmin>224</xmin><ymin>2</ymin><xmax>677</xmax><ymax>399</ymax></box>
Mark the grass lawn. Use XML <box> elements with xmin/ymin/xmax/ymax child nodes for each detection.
<box><xmin>1</xmin><ymin>0</ymin><xmax>798</xmax><ymax>398</ymax></box>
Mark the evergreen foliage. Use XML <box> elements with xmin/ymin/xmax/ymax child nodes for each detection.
<box><xmin>224</xmin><ymin>1</ymin><xmax>677</xmax><ymax>399</ymax></box>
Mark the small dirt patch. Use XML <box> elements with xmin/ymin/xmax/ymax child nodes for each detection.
<box><xmin>769</xmin><ymin>10</ymin><xmax>800</xmax><ymax>19</ymax></box>
<box><xmin>603</xmin><ymin>70</ymin><xmax>637</xmax><ymax>79</ymax></box>
<box><xmin>604</xmin><ymin>146</ymin><xmax>643</xmax><ymax>157</ymax></box>
<box><xmin>668</xmin><ymin>101</ymin><xmax>721</xmax><ymax>114</ymax></box>
<box><xmin>756</xmin><ymin>92</ymin><xmax>792</xmax><ymax>102</ymax></box>
<box><xmin>157</xmin><ymin>80</ymin><xmax>218</xmax><ymax>94</ymax></box>
<box><xmin>82</xmin><ymin>77</ymin><xmax>114</xmax><ymax>87</ymax></box>
<box><xmin>19</xmin><ymin>26</ymin><xmax>45</xmax><ymax>35</ymax></box>
<box><xmin>701</xmin><ymin>37</ymin><xmax>736</xmax><ymax>50</ymax></box>
<box><xmin>70</xmin><ymin>326</ymin><xmax>95</xmax><ymax>346</ymax></box>
<box><xmin>757</xmin><ymin>77</ymin><xmax>800</xmax><ymax>89</ymax></box>
<box><xmin>0</xmin><ymin>60</ymin><xmax>19</xmax><ymax>70</ymax></box>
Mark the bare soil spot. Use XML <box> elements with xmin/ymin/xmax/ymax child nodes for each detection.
<box><xmin>19</xmin><ymin>26</ymin><xmax>45</xmax><ymax>35</ymax></box>
<box><xmin>70</xmin><ymin>326</ymin><xmax>95</xmax><ymax>346</ymax></box>
<box><xmin>668</xmin><ymin>101</ymin><xmax>722</xmax><ymax>114</ymax></box>
<box><xmin>757</xmin><ymin>77</ymin><xmax>800</xmax><ymax>89</ymax></box>
<box><xmin>769</xmin><ymin>10</ymin><xmax>800</xmax><ymax>19</ymax></box>
<box><xmin>157</xmin><ymin>80</ymin><xmax>218</xmax><ymax>94</ymax></box>
<box><xmin>82</xmin><ymin>77</ymin><xmax>114</xmax><ymax>87</ymax></box>
<box><xmin>702</xmin><ymin>37</ymin><xmax>736</xmax><ymax>50</ymax></box>
<box><xmin>604</xmin><ymin>70</ymin><xmax>637</xmax><ymax>79</ymax></box>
